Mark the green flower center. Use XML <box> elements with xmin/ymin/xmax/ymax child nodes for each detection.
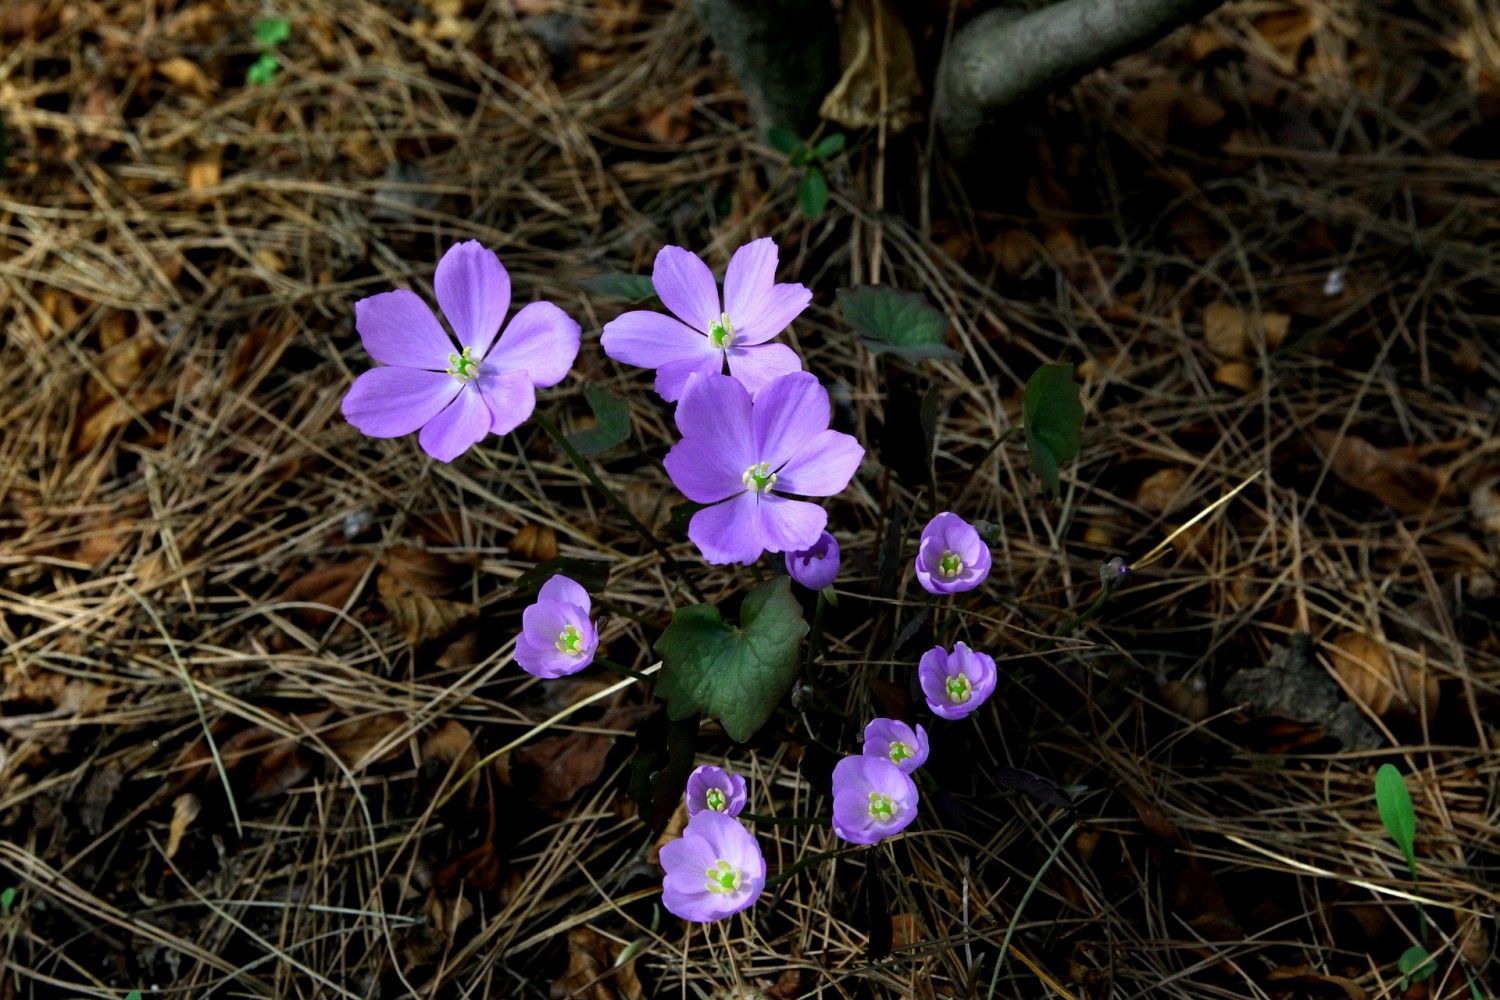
<box><xmin>937</xmin><ymin>550</ymin><xmax>963</xmax><ymax>579</ymax></box>
<box><xmin>555</xmin><ymin>624</ymin><xmax>584</xmax><ymax>656</ymax></box>
<box><xmin>708</xmin><ymin>312</ymin><xmax>736</xmax><ymax>349</ymax></box>
<box><xmin>945</xmin><ymin>673</ymin><xmax>972</xmax><ymax>704</ymax></box>
<box><xmin>742</xmin><ymin>461</ymin><xmax>776</xmax><ymax>494</ymax></box>
<box><xmin>704</xmin><ymin>859</ymin><xmax>742</xmax><ymax>895</ymax></box>
<box><xmin>705</xmin><ymin>788</ymin><xmax>727</xmax><ymax>812</ymax></box>
<box><xmin>446</xmin><ymin>345</ymin><xmax>480</xmax><ymax>381</ymax></box>
<box><xmin>867</xmin><ymin>791</ymin><xmax>897</xmax><ymax>821</ymax></box>
<box><xmin>887</xmin><ymin>741</ymin><xmax>914</xmax><ymax>764</ymax></box>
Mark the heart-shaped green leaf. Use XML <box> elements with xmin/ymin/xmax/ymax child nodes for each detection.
<box><xmin>1022</xmin><ymin>363</ymin><xmax>1084</xmax><ymax>499</ymax></box>
<box><xmin>1399</xmin><ymin>944</ymin><xmax>1435</xmax><ymax>987</ymax></box>
<box><xmin>1375</xmin><ymin>763</ymin><xmax>1418</xmax><ymax>880</ymax></box>
<box><xmin>568</xmin><ymin>386</ymin><xmax>631</xmax><ymax>456</ymax></box>
<box><xmin>655</xmin><ymin>577</ymin><xmax>808</xmax><ymax>742</ymax></box>
<box><xmin>838</xmin><ymin>285</ymin><xmax>959</xmax><ymax>362</ymax></box>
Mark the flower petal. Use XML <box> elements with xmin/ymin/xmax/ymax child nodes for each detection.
<box><xmin>663</xmin><ymin>373</ymin><xmax>754</xmax><ymax>501</ymax></box>
<box><xmin>687</xmin><ymin>495</ymin><xmax>769</xmax><ymax>565</ymax></box>
<box><xmin>722</xmin><ymin>238</ymin><xmax>777</xmax><ymax>327</ymax></box>
<box><xmin>733</xmin><ymin>282</ymin><xmax>811</xmax><ymax>345</ymax></box>
<box><xmin>488</xmin><ymin>301</ymin><xmax>580</xmax><ymax>387</ymax></box>
<box><xmin>434</xmin><ymin>240</ymin><xmax>511</xmax><ymax>357</ymax></box>
<box><xmin>417</xmin><ymin>384</ymin><xmax>491</xmax><ymax>462</ymax></box>
<box><xmin>774</xmin><ymin>429</ymin><xmax>863</xmax><ymax>497</ymax></box>
<box><xmin>474</xmin><ymin>370</ymin><xmax>536</xmax><ymax>435</ymax></box>
<box><xmin>600</xmin><ymin>310</ymin><xmax>707</xmax><ymax>370</ymax></box>
<box><xmin>724</xmin><ymin>342</ymin><xmax>803</xmax><ymax>396</ymax></box>
<box><xmin>656</xmin><ymin>352</ymin><xmax>726</xmax><ymax>402</ymax></box>
<box><xmin>751</xmin><ymin>494</ymin><xmax>826</xmax><ymax>554</ymax></box>
<box><xmin>354</xmin><ymin>289</ymin><xmax>453</xmax><ymax>369</ymax></box>
<box><xmin>538</xmin><ymin>574</ymin><xmax>590</xmax><ymax>612</ymax></box>
<box><xmin>342</xmin><ymin>366</ymin><xmax>461</xmax><ymax>438</ymax></box>
<box><xmin>653</xmin><ymin>245</ymin><xmax>720</xmax><ymax>332</ymax></box>
<box><xmin>749</xmin><ymin>371</ymin><xmax>827</xmax><ymax>468</ymax></box>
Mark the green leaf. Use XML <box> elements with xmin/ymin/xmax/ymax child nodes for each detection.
<box><xmin>254</xmin><ymin>17</ymin><xmax>292</xmax><ymax>47</ymax></box>
<box><xmin>1376</xmin><ymin>763</ymin><xmax>1419</xmax><ymax>880</ymax></box>
<box><xmin>1022</xmin><ymin>363</ymin><xmax>1085</xmax><ymax>500</ymax></box>
<box><xmin>811</xmin><ymin>132</ymin><xmax>845</xmax><ymax>159</ymax></box>
<box><xmin>246</xmin><ymin>53</ymin><xmax>280</xmax><ymax>86</ymax></box>
<box><xmin>767</xmin><ymin>127</ymin><xmax>802</xmax><ymax>156</ymax></box>
<box><xmin>513</xmin><ymin>557</ymin><xmax>611</xmax><ymax>597</ymax></box>
<box><xmin>837</xmin><ymin>285</ymin><xmax>959</xmax><ymax>362</ymax></box>
<box><xmin>125</xmin><ymin>992</ymin><xmax>143</xmax><ymax>1000</ymax></box>
<box><xmin>800</xmin><ymin>167</ymin><xmax>829</xmax><ymax>221</ymax></box>
<box><xmin>1399</xmin><ymin>944</ymin><xmax>1436</xmax><ymax>987</ymax></box>
<box><xmin>628</xmin><ymin>706</ymin><xmax>699</xmax><ymax>833</ymax></box>
<box><xmin>568</xmin><ymin>387</ymin><xmax>631</xmax><ymax>456</ymax></box>
<box><xmin>655</xmin><ymin>578</ymin><xmax>809</xmax><ymax>742</ymax></box>
<box><xmin>0</xmin><ymin>886</ymin><xmax>13</xmax><ymax>914</ymax></box>
<box><xmin>580</xmin><ymin>273</ymin><xmax>658</xmax><ymax>303</ymax></box>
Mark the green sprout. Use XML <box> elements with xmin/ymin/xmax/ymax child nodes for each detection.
<box><xmin>247</xmin><ymin>17</ymin><xmax>291</xmax><ymax>86</ymax></box>
<box><xmin>1375</xmin><ymin>764</ymin><xmax>1435</xmax><ymax>989</ymax></box>
<box><xmin>0</xmin><ymin>886</ymin><xmax>14</xmax><ymax>915</ymax></box>
<box><xmin>768</xmin><ymin>128</ymin><xmax>846</xmax><ymax>221</ymax></box>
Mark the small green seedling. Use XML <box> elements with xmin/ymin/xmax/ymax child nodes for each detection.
<box><xmin>1375</xmin><ymin>763</ymin><xmax>1435</xmax><ymax>989</ymax></box>
<box><xmin>0</xmin><ymin>886</ymin><xmax>14</xmax><ymax>915</ymax></box>
<box><xmin>768</xmin><ymin>128</ymin><xmax>845</xmax><ymax>221</ymax></box>
<box><xmin>247</xmin><ymin>17</ymin><xmax>291</xmax><ymax>86</ymax></box>
<box><xmin>126</xmin><ymin>991</ymin><xmax>143</xmax><ymax>1000</ymax></box>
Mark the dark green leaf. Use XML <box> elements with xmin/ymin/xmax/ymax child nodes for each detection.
<box><xmin>655</xmin><ymin>578</ymin><xmax>809</xmax><ymax>742</ymax></box>
<box><xmin>838</xmin><ymin>285</ymin><xmax>959</xmax><ymax>362</ymax></box>
<box><xmin>767</xmin><ymin>127</ymin><xmax>802</xmax><ymax>156</ymax></box>
<box><xmin>581</xmin><ymin>272</ymin><xmax>658</xmax><ymax>303</ymax></box>
<box><xmin>254</xmin><ymin>17</ymin><xmax>292</xmax><ymax>47</ymax></box>
<box><xmin>812</xmin><ymin>132</ymin><xmax>845</xmax><ymax>159</ymax></box>
<box><xmin>125</xmin><ymin>992</ymin><xmax>142</xmax><ymax>1000</ymax></box>
<box><xmin>246</xmin><ymin>53</ymin><xmax>280</xmax><ymax>86</ymax></box>
<box><xmin>800</xmin><ymin>167</ymin><xmax>829</xmax><ymax>220</ymax></box>
<box><xmin>568</xmin><ymin>386</ymin><xmax>631</xmax><ymax>456</ymax></box>
<box><xmin>668</xmin><ymin>499</ymin><xmax>709</xmax><ymax>534</ymax></box>
<box><xmin>1399</xmin><ymin>944</ymin><xmax>1436</xmax><ymax>987</ymax></box>
<box><xmin>1375</xmin><ymin>763</ymin><xmax>1418</xmax><ymax>880</ymax></box>
<box><xmin>1022</xmin><ymin>363</ymin><xmax>1085</xmax><ymax>500</ymax></box>
<box><xmin>0</xmin><ymin>886</ymin><xmax>13</xmax><ymax>915</ymax></box>
<box><xmin>629</xmin><ymin>707</ymin><xmax>699</xmax><ymax>834</ymax></box>
<box><xmin>513</xmin><ymin>558</ymin><xmax>611</xmax><ymax>597</ymax></box>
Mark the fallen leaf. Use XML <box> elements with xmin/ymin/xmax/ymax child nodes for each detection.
<box><xmin>271</xmin><ymin>559</ymin><xmax>372</xmax><ymax>630</ymax></box>
<box><xmin>320</xmin><ymin>712</ymin><xmax>407</xmax><ymax>770</ymax></box>
<box><xmin>185</xmin><ymin>147</ymin><xmax>223</xmax><ymax>190</ymax></box>
<box><xmin>1326</xmin><ymin>630</ymin><xmax>1438</xmax><ymax>720</ymax></box>
<box><xmin>550</xmin><ymin>927</ymin><xmax>646</xmax><ymax>1000</ymax></box>
<box><xmin>1212</xmin><ymin>359</ymin><xmax>1256</xmax><ymax>392</ymax></box>
<box><xmin>377</xmin><ymin>546</ymin><xmax>475</xmax><ymax>646</ymax></box>
<box><xmin>166</xmin><ymin>793</ymin><xmax>201</xmax><ymax>859</ymax></box>
<box><xmin>642</xmin><ymin>98</ymin><xmax>692</xmax><ymax>144</ymax></box>
<box><xmin>1310</xmin><ymin>429</ymin><xmax>1453</xmax><ymax>516</ymax></box>
<box><xmin>509</xmin><ymin>523</ymin><xmax>558</xmax><ymax>562</ymax></box>
<box><xmin>1204</xmin><ymin>301</ymin><xmax>1248</xmax><ymax>356</ymax></box>
<box><xmin>1135</xmin><ymin>467</ymin><xmax>1188</xmax><ymax>514</ymax></box>
<box><xmin>155</xmin><ymin>57</ymin><xmax>215</xmax><ymax>99</ymax></box>
<box><xmin>819</xmin><ymin>0</ymin><xmax>922</xmax><ymax>133</ymax></box>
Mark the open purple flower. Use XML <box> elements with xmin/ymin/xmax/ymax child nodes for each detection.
<box><xmin>918</xmin><ymin>641</ymin><xmax>997</xmax><ymax>720</ymax></box>
<box><xmin>514</xmin><ymin>575</ymin><xmax>597</xmax><ymax>678</ymax></box>
<box><xmin>862</xmin><ymin>718</ymin><xmax>929</xmax><ymax>773</ymax></box>
<box><xmin>914</xmin><ymin>512</ymin><xmax>992</xmax><ymax>595</ymax></box>
<box><xmin>831</xmin><ymin>755</ymin><xmax>920</xmax><ymax>845</ymax></box>
<box><xmin>663</xmin><ymin>372</ymin><xmax>863</xmax><ymax>565</ymax></box>
<box><xmin>659</xmin><ymin>810</ymin><xmax>766</xmax><ymax>922</ymax></box>
<box><xmin>600</xmin><ymin>238</ymin><xmax>809</xmax><ymax>401</ymax></box>
<box><xmin>343</xmin><ymin>241</ymin><xmax>580</xmax><ymax>462</ymax></box>
<box><xmin>785</xmin><ymin>530</ymin><xmax>840</xmax><ymax>590</ymax></box>
<box><xmin>686</xmin><ymin>765</ymin><xmax>748</xmax><ymax>818</ymax></box>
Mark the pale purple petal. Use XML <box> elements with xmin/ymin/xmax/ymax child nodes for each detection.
<box><xmin>785</xmin><ymin>531</ymin><xmax>839</xmax><ymax>590</ymax></box>
<box><xmin>434</xmin><ymin>240</ymin><xmax>511</xmax><ymax>357</ymax></box>
<box><xmin>656</xmin><ymin>351</ymin><xmax>727</xmax><ymax>402</ymax></box>
<box><xmin>417</xmin><ymin>384</ymin><xmax>491</xmax><ymax>462</ymax></box>
<box><xmin>515</xmin><ymin>600</ymin><xmax>596</xmax><ymax>678</ymax></box>
<box><xmin>354</xmin><ymin>289</ymin><xmax>453</xmax><ymax>369</ymax></box>
<box><xmin>342</xmin><ymin>366</ymin><xmax>462</xmax><ymax>438</ymax></box>
<box><xmin>663</xmin><ymin>373</ymin><xmax>754</xmax><ymax>501</ymax></box>
<box><xmin>664</xmin><ymin>437</ymin><xmax>747</xmax><ymax>504</ymax></box>
<box><xmin>685</xmin><ymin>765</ymin><xmax>748</xmax><ymax>818</ymax></box>
<box><xmin>722</xmin><ymin>238</ymin><xmax>777</xmax><ymax>325</ymax></box>
<box><xmin>775</xmin><ymin>430</ymin><xmax>863</xmax><ymax>497</ymax></box>
<box><xmin>862</xmin><ymin>718</ymin><xmax>929</xmax><ymax>773</ymax></box>
<box><xmin>752</xmin><ymin>494</ymin><xmax>826</xmax><ymax>554</ymax></box>
<box><xmin>660</xmin><ymin>811</ymin><xmax>764</xmax><ymax>922</ymax></box>
<box><xmin>537</xmin><ymin>575</ymin><xmax>590</xmax><ymax>612</ymax></box>
<box><xmin>487</xmin><ymin>301</ymin><xmax>580</xmax><ymax>387</ymax></box>
<box><xmin>723</xmin><ymin>342</ymin><xmax>802</xmax><ymax>396</ymax></box>
<box><xmin>750</xmin><ymin>372</ymin><xmax>829</xmax><ymax>469</ymax></box>
<box><xmin>653</xmin><ymin>245</ymin><xmax>720</xmax><ymax>332</ymax></box>
<box><xmin>918</xmin><ymin>642</ymin><xmax>996</xmax><ymax>720</ymax></box>
<box><xmin>830</xmin><ymin>756</ymin><xmax>920</xmax><ymax>845</ymax></box>
<box><xmin>474</xmin><ymin>370</ymin><xmax>536</xmax><ymax>435</ymax></box>
<box><xmin>600</xmin><ymin>310</ymin><xmax>708</xmax><ymax>371</ymax></box>
<box><xmin>686</xmin><ymin>495</ymin><xmax>770</xmax><ymax>565</ymax></box>
<box><xmin>732</xmin><ymin>283</ymin><xmax>812</xmax><ymax>345</ymax></box>
<box><xmin>915</xmin><ymin>513</ymin><xmax>991</xmax><ymax>594</ymax></box>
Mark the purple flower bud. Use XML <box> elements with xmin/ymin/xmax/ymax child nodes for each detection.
<box><xmin>685</xmin><ymin>765</ymin><xmax>748</xmax><ymax>818</ymax></box>
<box><xmin>659</xmin><ymin>810</ymin><xmax>766</xmax><ymax>922</ymax></box>
<box><xmin>918</xmin><ymin>641</ymin><xmax>997</xmax><ymax>720</ymax></box>
<box><xmin>914</xmin><ymin>512</ymin><xmax>991</xmax><ymax>595</ymax></box>
<box><xmin>785</xmin><ymin>530</ymin><xmax>840</xmax><ymax>590</ymax></box>
<box><xmin>862</xmin><ymin>718</ymin><xmax>929</xmax><ymax>773</ymax></box>
<box><xmin>830</xmin><ymin>755</ymin><xmax>920</xmax><ymax>845</ymax></box>
<box><xmin>514</xmin><ymin>575</ymin><xmax>597</xmax><ymax>678</ymax></box>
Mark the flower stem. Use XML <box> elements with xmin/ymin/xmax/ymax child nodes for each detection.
<box><xmin>764</xmin><ymin>845</ymin><xmax>851</xmax><ymax>890</ymax></box>
<box><xmin>739</xmin><ymin>811</ymin><xmax>829</xmax><ymax>827</ymax></box>
<box><xmin>531</xmin><ymin>411</ymin><xmax>705</xmax><ymax>602</ymax></box>
<box><xmin>803</xmin><ymin>587</ymin><xmax>828</xmax><ymax>675</ymax></box>
<box><xmin>952</xmin><ymin>423</ymin><xmax>1023</xmax><ymax>508</ymax></box>
<box><xmin>593</xmin><ymin>656</ymin><xmax>653</xmax><ymax>683</ymax></box>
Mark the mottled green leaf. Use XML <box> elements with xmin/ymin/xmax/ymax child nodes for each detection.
<box><xmin>1022</xmin><ymin>363</ymin><xmax>1084</xmax><ymax>499</ymax></box>
<box><xmin>568</xmin><ymin>386</ymin><xmax>631</xmax><ymax>456</ymax></box>
<box><xmin>655</xmin><ymin>578</ymin><xmax>808</xmax><ymax>742</ymax></box>
<box><xmin>838</xmin><ymin>285</ymin><xmax>959</xmax><ymax>362</ymax></box>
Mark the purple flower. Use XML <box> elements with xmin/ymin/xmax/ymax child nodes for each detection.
<box><xmin>342</xmin><ymin>241</ymin><xmax>580</xmax><ymax>462</ymax></box>
<box><xmin>918</xmin><ymin>641</ymin><xmax>997</xmax><ymax>720</ymax></box>
<box><xmin>830</xmin><ymin>755</ymin><xmax>920</xmax><ymax>845</ymax></box>
<box><xmin>663</xmin><ymin>372</ymin><xmax>863</xmax><ymax>565</ymax></box>
<box><xmin>514</xmin><ymin>575</ymin><xmax>597</xmax><ymax>678</ymax></box>
<box><xmin>686</xmin><ymin>765</ymin><xmax>748</xmax><ymax>818</ymax></box>
<box><xmin>862</xmin><ymin>718</ymin><xmax>929</xmax><ymax>773</ymax></box>
<box><xmin>659</xmin><ymin>810</ymin><xmax>766</xmax><ymax>922</ymax></box>
<box><xmin>785</xmin><ymin>530</ymin><xmax>840</xmax><ymax>590</ymax></box>
<box><xmin>600</xmin><ymin>238</ymin><xmax>809</xmax><ymax>401</ymax></box>
<box><xmin>914</xmin><ymin>512</ymin><xmax>992</xmax><ymax>595</ymax></box>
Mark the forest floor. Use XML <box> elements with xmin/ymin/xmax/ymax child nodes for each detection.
<box><xmin>2</xmin><ymin>0</ymin><xmax>1499</xmax><ymax>997</ymax></box>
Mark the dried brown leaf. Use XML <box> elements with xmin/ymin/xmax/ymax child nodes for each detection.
<box><xmin>166</xmin><ymin>792</ymin><xmax>201</xmax><ymax>860</ymax></box>
<box><xmin>1310</xmin><ymin>429</ymin><xmax>1451</xmax><ymax>516</ymax></box>
<box><xmin>509</xmin><ymin>523</ymin><xmax>558</xmax><ymax>562</ymax></box>
<box><xmin>1326</xmin><ymin>630</ymin><xmax>1437</xmax><ymax>720</ymax></box>
<box><xmin>819</xmin><ymin>0</ymin><xmax>922</xmax><ymax>133</ymax></box>
<box><xmin>272</xmin><ymin>559</ymin><xmax>372</xmax><ymax>629</ymax></box>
